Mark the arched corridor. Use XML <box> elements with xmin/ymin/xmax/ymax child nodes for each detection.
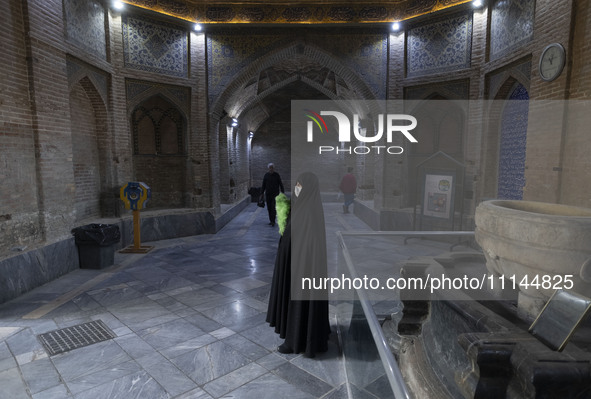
<box><xmin>3</xmin><ymin>0</ymin><xmax>591</xmax><ymax>397</ymax></box>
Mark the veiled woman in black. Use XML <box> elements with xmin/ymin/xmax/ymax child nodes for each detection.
<box><xmin>266</xmin><ymin>172</ymin><xmax>330</xmax><ymax>358</ymax></box>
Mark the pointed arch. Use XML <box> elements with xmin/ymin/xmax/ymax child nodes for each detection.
<box><xmin>481</xmin><ymin>76</ymin><xmax>530</xmax><ymax>200</ymax></box>
<box><xmin>130</xmin><ymin>95</ymin><xmax>188</xmax><ymax>209</ymax></box>
<box><xmin>131</xmin><ymin>94</ymin><xmax>186</xmax><ymax>156</ymax></box>
<box><xmin>210</xmin><ymin>40</ymin><xmax>378</xmax><ymax>120</ymax></box>
<box><xmin>69</xmin><ymin>76</ymin><xmax>110</xmax><ymax>220</ymax></box>
<box><xmin>208</xmin><ymin>40</ymin><xmax>379</xmax><ymax>207</ymax></box>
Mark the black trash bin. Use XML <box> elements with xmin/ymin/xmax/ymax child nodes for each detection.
<box><xmin>71</xmin><ymin>224</ymin><xmax>121</xmax><ymax>269</ymax></box>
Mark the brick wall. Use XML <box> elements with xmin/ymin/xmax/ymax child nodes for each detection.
<box><xmin>2</xmin><ymin>0</ymin><xmax>590</xmax><ymax>259</ymax></box>
<box><xmin>70</xmin><ymin>80</ymin><xmax>102</xmax><ymax>221</ymax></box>
<box><xmin>22</xmin><ymin>0</ymin><xmax>77</xmax><ymax>243</ymax></box>
<box><xmin>522</xmin><ymin>0</ymin><xmax>573</xmax><ymax>202</ymax></box>
<box><xmin>0</xmin><ymin>0</ymin><xmax>42</xmax><ymax>254</ymax></box>
<box><xmin>559</xmin><ymin>0</ymin><xmax>591</xmax><ymax>208</ymax></box>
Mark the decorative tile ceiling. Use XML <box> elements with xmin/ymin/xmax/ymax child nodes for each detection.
<box><xmin>122</xmin><ymin>0</ymin><xmax>473</xmax><ymax>25</ymax></box>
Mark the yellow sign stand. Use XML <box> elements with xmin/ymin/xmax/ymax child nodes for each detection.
<box><xmin>119</xmin><ymin>182</ymin><xmax>153</xmax><ymax>254</ymax></box>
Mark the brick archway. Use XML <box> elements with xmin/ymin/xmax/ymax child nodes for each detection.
<box><xmin>209</xmin><ymin>40</ymin><xmax>379</xmax><ymax>207</ymax></box>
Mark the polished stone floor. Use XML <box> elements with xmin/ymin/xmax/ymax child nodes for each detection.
<box><xmin>0</xmin><ymin>202</ymin><xmax>380</xmax><ymax>399</ymax></box>
<box><xmin>0</xmin><ymin>201</ymin><xmax>475</xmax><ymax>399</ymax></box>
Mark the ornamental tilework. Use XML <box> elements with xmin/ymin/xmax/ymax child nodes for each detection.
<box><xmin>407</xmin><ymin>12</ymin><xmax>472</xmax><ymax>77</ymax></box>
<box><xmin>66</xmin><ymin>59</ymin><xmax>109</xmax><ymax>105</ymax></box>
<box><xmin>126</xmin><ymin>79</ymin><xmax>190</xmax><ymax>116</ymax></box>
<box><xmin>324</xmin><ymin>34</ymin><xmax>388</xmax><ymax>99</ymax></box>
<box><xmin>207</xmin><ymin>33</ymin><xmax>288</xmax><ymax>105</ymax></box>
<box><xmin>122</xmin><ymin>15</ymin><xmax>188</xmax><ymax>78</ymax></box>
<box><xmin>490</xmin><ymin>0</ymin><xmax>535</xmax><ymax>61</ymax></box>
<box><xmin>498</xmin><ymin>84</ymin><xmax>529</xmax><ymax>200</ymax></box>
<box><xmin>125</xmin><ymin>0</ymin><xmax>467</xmax><ymax>24</ymax></box>
<box><xmin>63</xmin><ymin>0</ymin><xmax>107</xmax><ymax>59</ymax></box>
<box><xmin>486</xmin><ymin>59</ymin><xmax>531</xmax><ymax>99</ymax></box>
<box><xmin>405</xmin><ymin>80</ymin><xmax>469</xmax><ymax>99</ymax></box>
<box><xmin>207</xmin><ymin>31</ymin><xmax>388</xmax><ymax>105</ymax></box>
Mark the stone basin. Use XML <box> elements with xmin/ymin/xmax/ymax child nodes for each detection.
<box><xmin>475</xmin><ymin>200</ymin><xmax>591</xmax><ymax>318</ymax></box>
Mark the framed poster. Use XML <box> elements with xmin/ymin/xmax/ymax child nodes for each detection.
<box><xmin>422</xmin><ymin>173</ymin><xmax>454</xmax><ymax>219</ymax></box>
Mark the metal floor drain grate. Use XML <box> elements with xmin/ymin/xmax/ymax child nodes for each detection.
<box><xmin>37</xmin><ymin>320</ymin><xmax>116</xmax><ymax>356</ymax></box>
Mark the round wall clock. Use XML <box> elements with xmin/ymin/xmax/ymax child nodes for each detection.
<box><xmin>539</xmin><ymin>43</ymin><xmax>566</xmax><ymax>82</ymax></box>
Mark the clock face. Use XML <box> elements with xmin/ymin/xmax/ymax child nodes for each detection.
<box><xmin>539</xmin><ymin>43</ymin><xmax>565</xmax><ymax>81</ymax></box>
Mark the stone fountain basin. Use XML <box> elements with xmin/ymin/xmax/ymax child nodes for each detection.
<box><xmin>475</xmin><ymin>200</ymin><xmax>591</xmax><ymax>316</ymax></box>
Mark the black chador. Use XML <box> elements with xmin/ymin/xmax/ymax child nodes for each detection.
<box><xmin>266</xmin><ymin>172</ymin><xmax>330</xmax><ymax>358</ymax></box>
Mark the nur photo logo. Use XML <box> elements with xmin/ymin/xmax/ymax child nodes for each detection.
<box><xmin>304</xmin><ymin>109</ymin><xmax>418</xmax><ymax>155</ymax></box>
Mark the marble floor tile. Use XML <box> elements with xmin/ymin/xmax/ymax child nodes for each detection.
<box><xmin>71</xmin><ymin>293</ymin><xmax>103</xmax><ymax>312</ymax></box>
<box><xmin>87</xmin><ymin>285</ymin><xmax>144</xmax><ymax>308</ymax></box>
<box><xmin>321</xmin><ymin>383</ymin><xmax>350</xmax><ymax>399</ymax></box>
<box><xmin>207</xmin><ymin>283</ymin><xmax>242</xmax><ymax>297</ymax></box>
<box><xmin>240</xmin><ymin>323</ymin><xmax>283</xmax><ymax>352</ymax></box>
<box><xmin>134</xmin><ymin>351</ymin><xmax>169</xmax><ymax>368</ymax></box>
<box><xmin>114</xmin><ymin>333</ymin><xmax>158</xmax><ymax>360</ymax></box>
<box><xmin>221</xmin><ymin>277</ymin><xmax>268</xmax><ymax>293</ymax></box>
<box><xmin>138</xmin><ymin>318</ymin><xmax>206</xmax><ymax>350</ymax></box>
<box><xmin>222</xmin><ymin>333</ymin><xmax>270</xmax><ymax>360</ymax></box>
<box><xmin>142</xmin><ymin>357</ymin><xmax>197</xmax><ymax>396</ymax></box>
<box><xmin>234</xmin><ymin>295</ymin><xmax>269</xmax><ymax>313</ymax></box>
<box><xmin>221</xmin><ymin>373</ymin><xmax>315</xmax><ymax>399</ymax></box>
<box><xmin>364</xmin><ymin>373</ymin><xmax>396</xmax><ymax>398</ymax></box>
<box><xmin>107</xmin><ymin>299</ymin><xmax>179</xmax><ymax>330</ymax></box>
<box><xmin>290</xmin><ymin>343</ymin><xmax>346</xmax><ymax>387</ymax></box>
<box><xmin>6</xmin><ymin>326</ymin><xmax>45</xmax><ymax>358</ymax></box>
<box><xmin>15</xmin><ymin>348</ymin><xmax>48</xmax><ymax>366</ymax></box>
<box><xmin>173</xmin><ymin>387</ymin><xmax>214</xmax><ymax>399</ymax></box>
<box><xmin>209</xmin><ymin>327</ymin><xmax>236</xmax><ymax>340</ymax></box>
<box><xmin>243</xmin><ymin>285</ymin><xmax>271</xmax><ymax>304</ymax></box>
<box><xmin>209</xmin><ymin>251</ymin><xmax>246</xmax><ymax>262</ymax></box>
<box><xmin>0</xmin><ymin>367</ymin><xmax>33</xmax><ymax>399</ymax></box>
<box><xmin>0</xmin><ymin>203</ymin><xmax>401</xmax><ymax>399</ymax></box>
<box><xmin>20</xmin><ymin>357</ymin><xmax>62</xmax><ymax>394</ymax></box>
<box><xmin>0</xmin><ymin>341</ymin><xmax>17</xmax><ymax>373</ymax></box>
<box><xmin>200</xmin><ymin>300</ymin><xmax>261</xmax><ymax>326</ymax></box>
<box><xmin>65</xmin><ymin>359</ymin><xmax>142</xmax><ymax>394</ymax></box>
<box><xmin>159</xmin><ymin>333</ymin><xmax>218</xmax><ymax>360</ymax></box>
<box><xmin>183</xmin><ymin>311</ymin><xmax>223</xmax><ymax>333</ymax></box>
<box><xmin>52</xmin><ymin>340</ymin><xmax>132</xmax><ymax>382</ymax></box>
<box><xmin>255</xmin><ymin>352</ymin><xmax>287</xmax><ymax>371</ymax></box>
<box><xmin>154</xmin><ymin>296</ymin><xmax>190</xmax><ymax>313</ymax></box>
<box><xmin>203</xmin><ymin>362</ymin><xmax>267</xmax><ymax>397</ymax></box>
<box><xmin>172</xmin><ymin>288</ymin><xmax>227</xmax><ymax>308</ymax></box>
<box><xmin>27</xmin><ymin>319</ymin><xmax>60</xmax><ymax>335</ymax></box>
<box><xmin>225</xmin><ymin>313</ymin><xmax>269</xmax><ymax>333</ymax></box>
<box><xmin>170</xmin><ymin>341</ymin><xmax>251</xmax><ymax>386</ymax></box>
<box><xmin>73</xmin><ymin>370</ymin><xmax>168</xmax><ymax>399</ymax></box>
<box><xmin>32</xmin><ymin>383</ymin><xmax>73</xmax><ymax>399</ymax></box>
<box><xmin>346</xmin><ymin>382</ymin><xmax>383</xmax><ymax>399</ymax></box>
<box><xmin>0</xmin><ymin>326</ymin><xmax>23</xmax><ymax>341</ymax></box>
<box><xmin>272</xmin><ymin>362</ymin><xmax>334</xmax><ymax>397</ymax></box>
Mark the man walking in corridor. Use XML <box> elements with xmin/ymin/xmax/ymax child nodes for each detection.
<box><xmin>261</xmin><ymin>163</ymin><xmax>285</xmax><ymax>226</ymax></box>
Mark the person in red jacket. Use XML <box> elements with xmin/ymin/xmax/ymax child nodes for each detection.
<box><xmin>339</xmin><ymin>167</ymin><xmax>357</xmax><ymax>214</ymax></box>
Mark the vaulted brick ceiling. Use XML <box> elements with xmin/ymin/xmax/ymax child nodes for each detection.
<box><xmin>122</xmin><ymin>0</ymin><xmax>473</xmax><ymax>25</ymax></box>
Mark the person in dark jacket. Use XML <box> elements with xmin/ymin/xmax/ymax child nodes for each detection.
<box><xmin>261</xmin><ymin>163</ymin><xmax>285</xmax><ymax>226</ymax></box>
